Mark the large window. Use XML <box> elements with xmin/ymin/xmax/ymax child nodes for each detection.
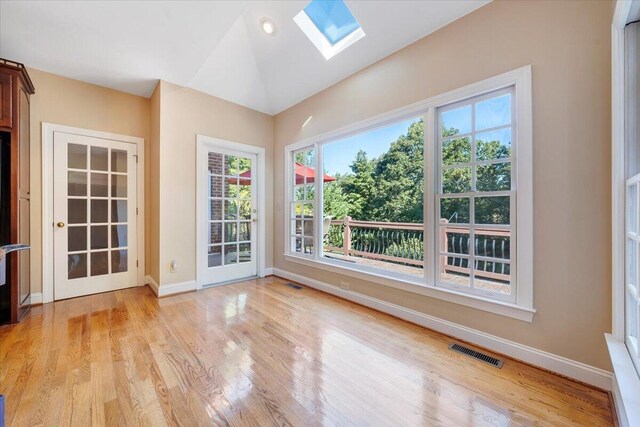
<box><xmin>437</xmin><ymin>88</ymin><xmax>514</xmax><ymax>302</ymax></box>
<box><xmin>285</xmin><ymin>68</ymin><xmax>533</xmax><ymax>318</ymax></box>
<box><xmin>321</xmin><ymin>118</ymin><xmax>424</xmax><ymax>278</ymax></box>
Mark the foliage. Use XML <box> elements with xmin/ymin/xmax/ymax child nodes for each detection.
<box><xmin>339</xmin><ymin>150</ymin><xmax>378</xmax><ymax>220</ymax></box>
<box><xmin>326</xmin><ymin>120</ymin><xmax>425</xmax><ymax>223</ymax></box>
<box><xmin>316</xmin><ymin>119</ymin><xmax>510</xmax><ymax>226</ymax></box>
<box><xmin>383</xmin><ymin>237</ymin><xmax>424</xmax><ymax>261</ymax></box>
<box><xmin>322</xmin><ymin>180</ymin><xmax>350</xmax><ymax>220</ymax></box>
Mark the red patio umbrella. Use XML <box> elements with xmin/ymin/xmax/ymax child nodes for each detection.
<box><xmin>292</xmin><ymin>162</ymin><xmax>336</xmax><ymax>185</ymax></box>
<box><xmin>235</xmin><ymin>162</ymin><xmax>336</xmax><ymax>185</ymax></box>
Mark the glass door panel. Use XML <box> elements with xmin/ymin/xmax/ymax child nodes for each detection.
<box><xmin>54</xmin><ymin>133</ymin><xmax>137</xmax><ymax>300</ymax></box>
<box><xmin>66</xmin><ymin>144</ymin><xmax>130</xmax><ymax>279</ymax></box>
<box><xmin>209</xmin><ymin>152</ymin><xmax>254</xmax><ymax>266</ymax></box>
<box><xmin>203</xmin><ymin>148</ymin><xmax>257</xmax><ymax>285</ymax></box>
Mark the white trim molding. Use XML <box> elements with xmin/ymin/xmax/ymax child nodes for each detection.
<box><xmin>30</xmin><ymin>292</ymin><xmax>43</xmax><ymax>305</ymax></box>
<box><xmin>273</xmin><ymin>268</ymin><xmax>612</xmax><ymax>390</ymax></box>
<box><xmin>285</xmin><ymin>254</ymin><xmax>535</xmax><ymax>322</ymax></box>
<box><xmin>612</xmin><ymin>0</ymin><xmax>632</xmax><ymax>342</ymax></box>
<box><xmin>41</xmin><ymin>123</ymin><xmax>146</xmax><ymax>304</ymax></box>
<box><xmin>146</xmin><ymin>275</ymin><xmax>196</xmax><ymax>297</ymax></box>
<box><xmin>606</xmin><ymin>334</ymin><xmax>640</xmax><ymax>427</ymax></box>
<box><xmin>609</xmin><ymin>3</ymin><xmax>640</xmax><ymax>426</ymax></box>
<box><xmin>283</xmin><ymin>65</ymin><xmax>534</xmax><ymax>319</ymax></box>
<box><xmin>158</xmin><ymin>280</ymin><xmax>196</xmax><ymax>297</ymax></box>
<box><xmin>195</xmin><ymin>135</ymin><xmax>267</xmax><ymax>289</ymax></box>
<box><xmin>145</xmin><ymin>275</ymin><xmax>160</xmax><ymax>296</ymax></box>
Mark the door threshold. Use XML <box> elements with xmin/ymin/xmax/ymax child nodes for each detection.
<box><xmin>203</xmin><ymin>276</ymin><xmax>259</xmax><ymax>289</ymax></box>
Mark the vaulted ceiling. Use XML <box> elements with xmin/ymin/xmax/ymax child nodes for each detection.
<box><xmin>0</xmin><ymin>1</ymin><xmax>488</xmax><ymax>115</ymax></box>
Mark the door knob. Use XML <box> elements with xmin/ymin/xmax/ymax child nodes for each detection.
<box><xmin>56</xmin><ymin>221</ymin><xmax>65</xmax><ymax>228</ymax></box>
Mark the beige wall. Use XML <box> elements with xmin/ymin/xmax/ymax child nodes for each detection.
<box><xmin>155</xmin><ymin>81</ymin><xmax>274</xmax><ymax>286</ymax></box>
<box><xmin>28</xmin><ymin>68</ymin><xmax>151</xmax><ymax>294</ymax></box>
<box><xmin>26</xmin><ymin>69</ymin><xmax>271</xmax><ymax>295</ymax></box>
<box><xmin>273</xmin><ymin>0</ymin><xmax>614</xmax><ymax>370</ymax></box>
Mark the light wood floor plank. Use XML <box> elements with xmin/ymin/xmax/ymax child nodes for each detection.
<box><xmin>0</xmin><ymin>276</ymin><xmax>614</xmax><ymax>426</ymax></box>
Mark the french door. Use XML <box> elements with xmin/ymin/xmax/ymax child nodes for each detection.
<box><xmin>199</xmin><ymin>146</ymin><xmax>258</xmax><ymax>285</ymax></box>
<box><xmin>53</xmin><ymin>132</ymin><xmax>138</xmax><ymax>300</ymax></box>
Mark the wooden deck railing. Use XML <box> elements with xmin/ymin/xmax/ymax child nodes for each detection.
<box><xmin>323</xmin><ymin>217</ymin><xmax>510</xmax><ymax>282</ymax></box>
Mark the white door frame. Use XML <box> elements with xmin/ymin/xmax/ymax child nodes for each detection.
<box><xmin>42</xmin><ymin>123</ymin><xmax>145</xmax><ymax>303</ymax></box>
<box><xmin>196</xmin><ymin>134</ymin><xmax>266</xmax><ymax>289</ymax></box>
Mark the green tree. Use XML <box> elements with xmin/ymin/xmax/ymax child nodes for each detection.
<box><xmin>339</xmin><ymin>150</ymin><xmax>377</xmax><ymax>220</ymax></box>
<box><xmin>322</xmin><ymin>120</ymin><xmax>510</xmax><ymax>226</ymax></box>
<box><xmin>323</xmin><ymin>179</ymin><xmax>350</xmax><ymax>220</ymax></box>
<box><xmin>440</xmin><ymin>127</ymin><xmax>511</xmax><ymax>225</ymax></box>
<box><xmin>368</xmin><ymin>120</ymin><xmax>424</xmax><ymax>222</ymax></box>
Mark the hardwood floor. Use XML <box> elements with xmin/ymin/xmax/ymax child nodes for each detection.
<box><xmin>0</xmin><ymin>276</ymin><xmax>613</xmax><ymax>426</ymax></box>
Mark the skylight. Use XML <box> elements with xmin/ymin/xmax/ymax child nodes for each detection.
<box><xmin>294</xmin><ymin>0</ymin><xmax>365</xmax><ymax>60</ymax></box>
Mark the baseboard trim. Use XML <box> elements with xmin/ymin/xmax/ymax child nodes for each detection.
<box><xmin>273</xmin><ymin>268</ymin><xmax>613</xmax><ymax>391</ymax></box>
<box><xmin>264</xmin><ymin>267</ymin><xmax>274</xmax><ymax>276</ymax></box>
<box><xmin>30</xmin><ymin>292</ymin><xmax>43</xmax><ymax>305</ymax></box>
<box><xmin>145</xmin><ymin>275</ymin><xmax>159</xmax><ymax>296</ymax></box>
<box><xmin>145</xmin><ymin>276</ymin><xmax>196</xmax><ymax>297</ymax></box>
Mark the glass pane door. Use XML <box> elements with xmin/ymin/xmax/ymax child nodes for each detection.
<box><xmin>54</xmin><ymin>132</ymin><xmax>137</xmax><ymax>300</ymax></box>
<box><xmin>67</xmin><ymin>143</ymin><xmax>129</xmax><ymax>279</ymax></box>
<box><xmin>203</xmin><ymin>148</ymin><xmax>257</xmax><ymax>285</ymax></box>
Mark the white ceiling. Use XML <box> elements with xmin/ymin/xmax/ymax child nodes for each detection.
<box><xmin>0</xmin><ymin>1</ymin><xmax>488</xmax><ymax>115</ymax></box>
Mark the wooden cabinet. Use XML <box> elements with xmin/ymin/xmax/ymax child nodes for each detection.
<box><xmin>0</xmin><ymin>58</ymin><xmax>34</xmax><ymax>324</ymax></box>
<box><xmin>0</xmin><ymin>73</ymin><xmax>12</xmax><ymax>128</ymax></box>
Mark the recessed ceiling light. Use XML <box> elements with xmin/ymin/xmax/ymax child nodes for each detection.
<box><xmin>260</xmin><ymin>17</ymin><xmax>276</xmax><ymax>35</ymax></box>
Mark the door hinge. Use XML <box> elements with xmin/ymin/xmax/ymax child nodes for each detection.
<box><xmin>136</xmin><ymin>260</ymin><xmax>139</xmax><ymax>267</ymax></box>
<box><xmin>136</xmin><ymin>207</ymin><xmax>139</xmax><ymax>215</ymax></box>
<box><xmin>133</xmin><ymin>154</ymin><xmax>139</xmax><ymax>164</ymax></box>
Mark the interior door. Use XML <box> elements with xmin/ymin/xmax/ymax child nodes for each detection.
<box><xmin>201</xmin><ymin>148</ymin><xmax>258</xmax><ymax>285</ymax></box>
<box><xmin>53</xmin><ymin>132</ymin><xmax>138</xmax><ymax>300</ymax></box>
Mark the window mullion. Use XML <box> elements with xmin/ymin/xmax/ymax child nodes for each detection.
<box><xmin>286</xmin><ymin>149</ymin><xmax>292</xmax><ymax>254</ymax></box>
<box><xmin>425</xmin><ymin>108</ymin><xmax>436</xmax><ymax>285</ymax></box>
<box><xmin>315</xmin><ymin>143</ymin><xmax>323</xmax><ymax>261</ymax></box>
<box><xmin>470</xmin><ymin>101</ymin><xmax>476</xmax><ymax>290</ymax></box>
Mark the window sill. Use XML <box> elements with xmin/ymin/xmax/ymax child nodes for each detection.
<box><xmin>605</xmin><ymin>334</ymin><xmax>640</xmax><ymax>426</ymax></box>
<box><xmin>284</xmin><ymin>254</ymin><xmax>536</xmax><ymax>322</ymax></box>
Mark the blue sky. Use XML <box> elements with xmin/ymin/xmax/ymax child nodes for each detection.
<box><xmin>321</xmin><ymin>93</ymin><xmax>510</xmax><ymax>176</ymax></box>
<box><xmin>323</xmin><ymin>118</ymin><xmax>419</xmax><ymax>176</ymax></box>
<box><xmin>442</xmin><ymin>94</ymin><xmax>511</xmax><ymax>135</ymax></box>
<box><xmin>304</xmin><ymin>0</ymin><xmax>360</xmax><ymax>45</ymax></box>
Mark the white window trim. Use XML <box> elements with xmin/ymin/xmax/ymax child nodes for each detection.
<box><xmin>609</xmin><ymin>2</ymin><xmax>640</xmax><ymax>425</ymax></box>
<box><xmin>284</xmin><ymin>65</ymin><xmax>534</xmax><ymax>322</ymax></box>
<box><xmin>612</xmin><ymin>0</ymin><xmax>631</xmax><ymax>345</ymax></box>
